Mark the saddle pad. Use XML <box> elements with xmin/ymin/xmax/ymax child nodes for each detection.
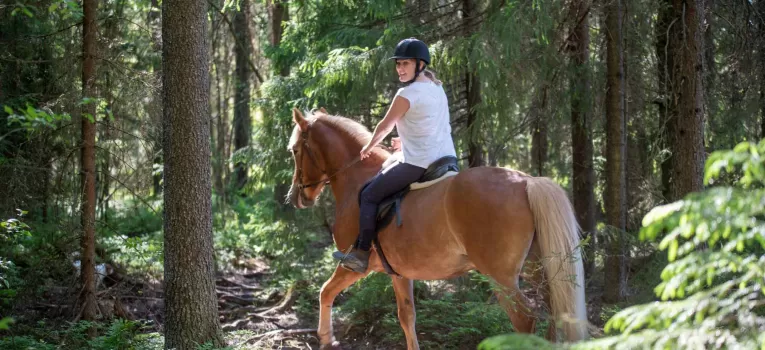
<box><xmin>410</xmin><ymin>171</ymin><xmax>458</xmax><ymax>190</ymax></box>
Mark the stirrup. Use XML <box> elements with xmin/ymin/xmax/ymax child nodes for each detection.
<box><xmin>333</xmin><ymin>246</ymin><xmax>369</xmax><ymax>273</ymax></box>
<box><xmin>332</xmin><ymin>245</ymin><xmax>354</xmax><ymax>262</ymax></box>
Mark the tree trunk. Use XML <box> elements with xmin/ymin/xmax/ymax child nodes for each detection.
<box><xmin>530</xmin><ymin>87</ymin><xmax>548</xmax><ymax>177</ymax></box>
<box><xmin>101</xmin><ymin>91</ymin><xmax>111</xmax><ymax>223</ymax></box>
<box><xmin>270</xmin><ymin>0</ymin><xmax>290</xmax><ymax>77</ymax></box>
<box><xmin>233</xmin><ymin>0</ymin><xmax>252</xmax><ymax>193</ymax></box>
<box><xmin>216</xmin><ymin>80</ymin><xmax>228</xmax><ymax>202</ymax></box>
<box><xmin>569</xmin><ymin>0</ymin><xmax>596</xmax><ymax>276</ymax></box>
<box><xmin>464</xmin><ymin>0</ymin><xmax>484</xmax><ymax>168</ymax></box>
<box><xmin>656</xmin><ymin>1</ymin><xmax>673</xmax><ymax>202</ymax></box>
<box><xmin>531</xmin><ymin>117</ymin><xmax>547</xmax><ymax>176</ymax></box>
<box><xmin>760</xmin><ymin>0</ymin><xmax>765</xmax><ymax>140</ymax></box>
<box><xmin>150</xmin><ymin>0</ymin><xmax>163</xmax><ymax>198</ymax></box>
<box><xmin>761</xmin><ymin>19</ymin><xmax>765</xmax><ymax>140</ymax></box>
<box><xmin>212</xmin><ymin>7</ymin><xmax>225</xmax><ymax>202</ymax></box>
<box><xmin>79</xmin><ymin>0</ymin><xmax>98</xmax><ymax>326</ymax></box>
<box><xmin>603</xmin><ymin>0</ymin><xmax>627</xmax><ymax>303</ymax></box>
<box><xmin>702</xmin><ymin>0</ymin><xmax>716</xmax><ymax>139</ymax></box>
<box><xmin>270</xmin><ymin>0</ymin><xmax>293</xmax><ymax>215</ymax></box>
<box><xmin>213</xmin><ymin>5</ymin><xmax>230</xmax><ymax>206</ymax></box>
<box><xmin>667</xmin><ymin>0</ymin><xmax>705</xmax><ymax>201</ymax></box>
<box><xmin>162</xmin><ymin>0</ymin><xmax>224</xmax><ymax>347</ymax></box>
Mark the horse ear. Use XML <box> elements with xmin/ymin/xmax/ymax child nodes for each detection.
<box><xmin>319</xmin><ymin>107</ymin><xmax>328</xmax><ymax>114</ymax></box>
<box><xmin>292</xmin><ymin>108</ymin><xmax>308</xmax><ymax>132</ymax></box>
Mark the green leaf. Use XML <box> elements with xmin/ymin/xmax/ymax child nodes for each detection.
<box><xmin>0</xmin><ymin>317</ymin><xmax>13</xmax><ymax>330</ymax></box>
<box><xmin>668</xmin><ymin>240</ymin><xmax>678</xmax><ymax>262</ymax></box>
<box><xmin>733</xmin><ymin>141</ymin><xmax>751</xmax><ymax>153</ymax></box>
<box><xmin>3</xmin><ymin>105</ymin><xmax>13</xmax><ymax>115</ymax></box>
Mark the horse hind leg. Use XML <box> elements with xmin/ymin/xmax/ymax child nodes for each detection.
<box><xmin>490</xmin><ymin>273</ymin><xmax>538</xmax><ymax>335</ymax></box>
<box><xmin>523</xmin><ymin>238</ymin><xmax>557</xmax><ymax>341</ymax></box>
<box><xmin>466</xmin><ymin>236</ymin><xmax>538</xmax><ymax>335</ymax></box>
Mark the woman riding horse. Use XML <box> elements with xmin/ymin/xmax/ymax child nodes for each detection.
<box><xmin>333</xmin><ymin>38</ymin><xmax>457</xmax><ymax>273</ymax></box>
<box><xmin>287</xmin><ymin>39</ymin><xmax>587</xmax><ymax>349</ymax></box>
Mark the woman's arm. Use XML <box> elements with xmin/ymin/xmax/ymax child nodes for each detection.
<box><xmin>360</xmin><ymin>95</ymin><xmax>410</xmax><ymax>159</ymax></box>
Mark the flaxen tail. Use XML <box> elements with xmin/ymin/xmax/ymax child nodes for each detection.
<box><xmin>525</xmin><ymin>177</ymin><xmax>588</xmax><ymax>341</ymax></box>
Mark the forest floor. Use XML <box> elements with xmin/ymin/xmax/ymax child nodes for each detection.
<box><xmin>6</xmin><ymin>248</ymin><xmax>661</xmax><ymax>350</ymax></box>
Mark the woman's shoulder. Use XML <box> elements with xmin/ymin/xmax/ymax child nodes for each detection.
<box><xmin>401</xmin><ymin>81</ymin><xmax>443</xmax><ymax>94</ymax></box>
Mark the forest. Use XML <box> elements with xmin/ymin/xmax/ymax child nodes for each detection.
<box><xmin>1</xmin><ymin>0</ymin><xmax>764</xmax><ymax>349</ymax></box>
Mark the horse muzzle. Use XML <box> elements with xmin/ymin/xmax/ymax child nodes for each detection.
<box><xmin>289</xmin><ymin>184</ymin><xmax>315</xmax><ymax>209</ymax></box>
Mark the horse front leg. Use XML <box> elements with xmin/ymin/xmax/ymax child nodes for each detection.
<box><xmin>392</xmin><ymin>276</ymin><xmax>419</xmax><ymax>350</ymax></box>
<box><xmin>318</xmin><ymin>265</ymin><xmax>367</xmax><ymax>349</ymax></box>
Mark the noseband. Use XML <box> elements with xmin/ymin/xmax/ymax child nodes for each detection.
<box><xmin>295</xmin><ymin>124</ymin><xmax>362</xmax><ymax>191</ymax></box>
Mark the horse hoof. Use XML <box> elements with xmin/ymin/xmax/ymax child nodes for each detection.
<box><xmin>320</xmin><ymin>341</ymin><xmax>342</xmax><ymax>350</ymax></box>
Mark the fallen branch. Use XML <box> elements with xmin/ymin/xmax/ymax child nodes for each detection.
<box><xmin>255</xmin><ymin>286</ymin><xmax>297</xmax><ymax>316</ymax></box>
<box><xmin>34</xmin><ymin>302</ymin><xmax>70</xmax><ymax>309</ymax></box>
<box><xmin>250</xmin><ymin>313</ymin><xmax>282</xmax><ymax>321</ymax></box>
<box><xmin>241</xmin><ymin>271</ymin><xmax>269</xmax><ymax>279</ymax></box>
<box><xmin>221</xmin><ymin>318</ymin><xmax>249</xmax><ymax>331</ymax></box>
<box><xmin>216</xmin><ymin>284</ymin><xmax>261</xmax><ymax>293</ymax></box>
<box><xmin>219</xmin><ymin>305</ymin><xmax>261</xmax><ymax>316</ymax></box>
<box><xmin>216</xmin><ymin>276</ymin><xmax>263</xmax><ymax>291</ymax></box>
<box><xmin>96</xmin><ymin>283</ymin><xmax>120</xmax><ymax>297</ymax></box>
<box><xmin>256</xmin><ymin>280</ymin><xmax>306</xmax><ymax>316</ymax></box>
<box><xmin>218</xmin><ymin>293</ymin><xmax>261</xmax><ymax>306</ymax></box>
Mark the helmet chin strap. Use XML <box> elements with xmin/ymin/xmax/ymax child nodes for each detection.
<box><xmin>404</xmin><ymin>58</ymin><xmax>426</xmax><ymax>86</ymax></box>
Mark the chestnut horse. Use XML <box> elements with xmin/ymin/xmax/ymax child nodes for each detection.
<box><xmin>287</xmin><ymin>108</ymin><xmax>587</xmax><ymax>349</ymax></box>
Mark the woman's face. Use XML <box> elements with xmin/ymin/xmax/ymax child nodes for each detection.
<box><xmin>395</xmin><ymin>59</ymin><xmax>418</xmax><ymax>82</ymax></box>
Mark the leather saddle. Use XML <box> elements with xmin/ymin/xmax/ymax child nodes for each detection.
<box><xmin>357</xmin><ymin>155</ymin><xmax>459</xmax><ymax>276</ymax></box>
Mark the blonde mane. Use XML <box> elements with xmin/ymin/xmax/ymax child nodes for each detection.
<box><xmin>314</xmin><ymin>113</ymin><xmax>372</xmax><ymax>146</ymax></box>
<box><xmin>289</xmin><ymin>110</ymin><xmax>373</xmax><ymax>149</ymax></box>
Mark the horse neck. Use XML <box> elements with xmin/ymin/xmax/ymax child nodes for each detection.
<box><xmin>316</xmin><ymin>122</ymin><xmax>387</xmax><ymax>215</ymax></box>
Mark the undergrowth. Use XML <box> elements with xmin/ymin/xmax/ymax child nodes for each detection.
<box><xmin>335</xmin><ymin>272</ymin><xmax>516</xmax><ymax>349</ymax></box>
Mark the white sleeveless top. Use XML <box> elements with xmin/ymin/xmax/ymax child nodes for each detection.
<box><xmin>393</xmin><ymin>81</ymin><xmax>457</xmax><ymax>169</ymax></box>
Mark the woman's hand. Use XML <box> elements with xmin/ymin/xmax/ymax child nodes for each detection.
<box><xmin>360</xmin><ymin>143</ymin><xmax>374</xmax><ymax>160</ymax></box>
<box><xmin>391</xmin><ymin>137</ymin><xmax>401</xmax><ymax>151</ymax></box>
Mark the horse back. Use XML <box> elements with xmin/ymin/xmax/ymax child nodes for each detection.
<box><xmin>373</xmin><ymin>167</ymin><xmax>535</xmax><ymax>280</ymax></box>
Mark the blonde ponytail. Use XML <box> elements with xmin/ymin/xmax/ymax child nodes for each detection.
<box><xmin>423</xmin><ymin>69</ymin><xmax>442</xmax><ymax>85</ymax></box>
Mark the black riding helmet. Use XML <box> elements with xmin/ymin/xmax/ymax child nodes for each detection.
<box><xmin>389</xmin><ymin>38</ymin><xmax>430</xmax><ymax>84</ymax></box>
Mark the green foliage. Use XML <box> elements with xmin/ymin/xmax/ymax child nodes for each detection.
<box><xmin>0</xmin><ymin>212</ymin><xmax>77</xmax><ymax>308</ymax></box>
<box><xmin>0</xmin><ymin>336</ymin><xmax>57</xmax><ymax>350</ymax></box>
<box><xmin>0</xmin><ymin>316</ymin><xmax>14</xmax><ymax>330</ymax></box>
<box><xmin>478</xmin><ymin>333</ymin><xmax>559</xmax><ymax>350</ymax></box>
<box><xmin>0</xmin><ymin>258</ymin><xmax>20</xmax><ymax>305</ymax></box>
<box><xmin>336</xmin><ymin>273</ymin><xmax>513</xmax><ymax>349</ymax></box>
<box><xmin>580</xmin><ymin>140</ymin><xmax>765</xmax><ymax>349</ymax></box>
<box><xmin>0</xmin><ymin>319</ymin><xmax>161</xmax><ymax>350</ymax></box>
<box><xmin>95</xmin><ymin>200</ymin><xmax>164</xmax><ymax>275</ymax></box>
<box><xmin>101</xmin><ymin>232</ymin><xmax>164</xmax><ymax>276</ymax></box>
<box><xmin>1</xmin><ymin>212</ymin><xmax>33</xmax><ymax>305</ymax></box>
<box><xmin>215</xmin><ymin>191</ymin><xmax>330</xmax><ymax>274</ymax></box>
<box><xmin>3</xmin><ymin>104</ymin><xmax>71</xmax><ymax>136</ymax></box>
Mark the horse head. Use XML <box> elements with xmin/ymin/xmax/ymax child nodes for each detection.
<box><xmin>287</xmin><ymin>108</ymin><xmax>329</xmax><ymax>208</ymax></box>
<box><xmin>286</xmin><ymin>107</ymin><xmax>388</xmax><ymax>209</ymax></box>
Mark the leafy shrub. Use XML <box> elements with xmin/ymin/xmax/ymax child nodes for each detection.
<box><xmin>0</xmin><ymin>319</ymin><xmax>159</xmax><ymax>350</ymax></box>
<box><xmin>0</xmin><ymin>212</ymin><xmax>77</xmax><ymax>305</ymax></box>
<box><xmin>336</xmin><ymin>273</ymin><xmax>513</xmax><ymax>349</ymax></box>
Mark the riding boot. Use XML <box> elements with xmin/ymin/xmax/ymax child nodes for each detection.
<box><xmin>333</xmin><ymin>247</ymin><xmax>370</xmax><ymax>273</ymax></box>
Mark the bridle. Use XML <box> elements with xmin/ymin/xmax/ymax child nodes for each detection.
<box><xmin>294</xmin><ymin>124</ymin><xmax>363</xmax><ymax>191</ymax></box>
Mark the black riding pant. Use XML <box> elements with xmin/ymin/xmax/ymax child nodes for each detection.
<box><xmin>357</xmin><ymin>161</ymin><xmax>425</xmax><ymax>250</ymax></box>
